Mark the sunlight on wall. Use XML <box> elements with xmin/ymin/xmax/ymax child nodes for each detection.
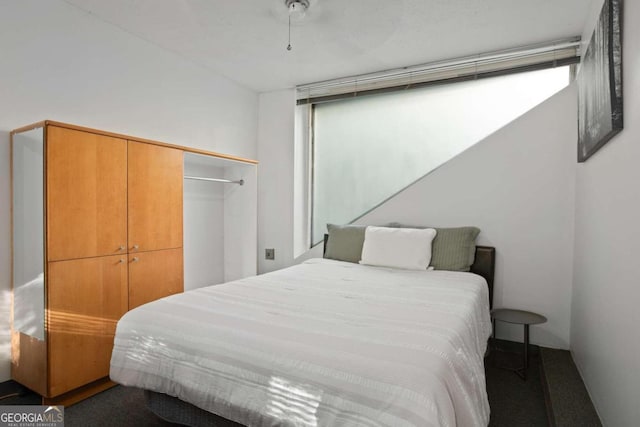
<box><xmin>0</xmin><ymin>290</ymin><xmax>11</xmax><ymax>374</ymax></box>
<box><xmin>12</xmin><ymin>127</ymin><xmax>45</xmax><ymax>339</ymax></box>
<box><xmin>13</xmin><ymin>273</ymin><xmax>44</xmax><ymax>339</ymax></box>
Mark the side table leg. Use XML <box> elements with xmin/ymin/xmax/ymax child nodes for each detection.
<box><xmin>524</xmin><ymin>324</ymin><xmax>530</xmax><ymax>380</ymax></box>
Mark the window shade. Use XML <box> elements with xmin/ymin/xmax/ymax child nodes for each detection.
<box><xmin>296</xmin><ymin>37</ymin><xmax>580</xmax><ymax>105</ymax></box>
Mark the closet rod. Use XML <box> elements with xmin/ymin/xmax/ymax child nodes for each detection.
<box><xmin>184</xmin><ymin>175</ymin><xmax>244</xmax><ymax>186</ymax></box>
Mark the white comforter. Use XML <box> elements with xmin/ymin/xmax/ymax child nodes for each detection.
<box><xmin>110</xmin><ymin>258</ymin><xmax>492</xmax><ymax>427</ymax></box>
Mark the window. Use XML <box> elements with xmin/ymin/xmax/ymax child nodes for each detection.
<box><xmin>309</xmin><ymin>66</ymin><xmax>570</xmax><ymax>245</ymax></box>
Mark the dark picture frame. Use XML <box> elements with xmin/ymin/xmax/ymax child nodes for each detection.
<box><xmin>577</xmin><ymin>0</ymin><xmax>623</xmax><ymax>163</ymax></box>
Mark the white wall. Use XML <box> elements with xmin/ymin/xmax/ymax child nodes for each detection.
<box><xmin>224</xmin><ymin>161</ymin><xmax>258</xmax><ymax>282</ymax></box>
<box><xmin>11</xmin><ymin>129</ymin><xmax>45</xmax><ymax>341</ymax></box>
<box><xmin>0</xmin><ymin>0</ymin><xmax>258</xmax><ymax>382</ymax></box>
<box><xmin>571</xmin><ymin>0</ymin><xmax>640</xmax><ymax>425</ymax></box>
<box><xmin>360</xmin><ymin>86</ymin><xmax>577</xmax><ymax>349</ymax></box>
<box><xmin>257</xmin><ymin>89</ymin><xmax>296</xmax><ymax>273</ymax></box>
<box><xmin>183</xmin><ymin>154</ymin><xmax>258</xmax><ymax>289</ymax></box>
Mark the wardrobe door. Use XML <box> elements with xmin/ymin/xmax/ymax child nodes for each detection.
<box><xmin>128</xmin><ymin>248</ymin><xmax>183</xmax><ymax>310</ymax></box>
<box><xmin>128</xmin><ymin>141</ymin><xmax>183</xmax><ymax>253</ymax></box>
<box><xmin>47</xmin><ymin>255</ymin><xmax>128</xmax><ymax>397</ymax></box>
<box><xmin>47</xmin><ymin>126</ymin><xmax>127</xmax><ymax>261</ymax></box>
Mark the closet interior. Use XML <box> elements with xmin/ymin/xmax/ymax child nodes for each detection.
<box><xmin>183</xmin><ymin>152</ymin><xmax>257</xmax><ymax>291</ymax></box>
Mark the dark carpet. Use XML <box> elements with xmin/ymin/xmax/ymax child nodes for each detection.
<box><xmin>486</xmin><ymin>341</ymin><xmax>548</xmax><ymax>426</ymax></box>
<box><xmin>0</xmin><ymin>342</ymin><xmax>600</xmax><ymax>426</ymax></box>
<box><xmin>64</xmin><ymin>387</ymin><xmax>174</xmax><ymax>427</ymax></box>
<box><xmin>540</xmin><ymin>348</ymin><xmax>601</xmax><ymax>427</ymax></box>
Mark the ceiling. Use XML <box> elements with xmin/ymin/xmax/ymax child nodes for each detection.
<box><xmin>63</xmin><ymin>0</ymin><xmax>590</xmax><ymax>93</ymax></box>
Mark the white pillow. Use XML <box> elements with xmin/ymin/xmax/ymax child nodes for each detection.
<box><xmin>359</xmin><ymin>226</ymin><xmax>437</xmax><ymax>270</ymax></box>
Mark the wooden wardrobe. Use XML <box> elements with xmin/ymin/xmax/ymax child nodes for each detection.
<box><xmin>10</xmin><ymin>121</ymin><xmax>255</xmax><ymax>405</ymax></box>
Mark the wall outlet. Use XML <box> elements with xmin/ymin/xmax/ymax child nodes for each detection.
<box><xmin>265</xmin><ymin>248</ymin><xmax>275</xmax><ymax>260</ymax></box>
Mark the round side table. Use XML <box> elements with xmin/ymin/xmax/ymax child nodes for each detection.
<box><xmin>490</xmin><ymin>308</ymin><xmax>547</xmax><ymax>380</ymax></box>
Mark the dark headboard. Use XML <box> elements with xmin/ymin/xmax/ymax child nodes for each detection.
<box><xmin>323</xmin><ymin>234</ymin><xmax>495</xmax><ymax>308</ymax></box>
<box><xmin>470</xmin><ymin>246</ymin><xmax>496</xmax><ymax>309</ymax></box>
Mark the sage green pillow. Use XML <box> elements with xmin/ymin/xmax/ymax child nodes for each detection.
<box><xmin>324</xmin><ymin>224</ymin><xmax>366</xmax><ymax>263</ymax></box>
<box><xmin>430</xmin><ymin>227</ymin><xmax>480</xmax><ymax>271</ymax></box>
<box><xmin>388</xmin><ymin>223</ymin><xmax>480</xmax><ymax>271</ymax></box>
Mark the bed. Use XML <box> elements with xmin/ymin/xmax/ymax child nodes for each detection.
<box><xmin>110</xmin><ymin>234</ymin><xmax>495</xmax><ymax>427</ymax></box>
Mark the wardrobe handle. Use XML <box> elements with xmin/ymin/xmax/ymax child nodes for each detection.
<box><xmin>118</xmin><ymin>245</ymin><xmax>126</xmax><ymax>251</ymax></box>
<box><xmin>132</xmin><ymin>244</ymin><xmax>139</xmax><ymax>250</ymax></box>
<box><xmin>119</xmin><ymin>259</ymin><xmax>125</xmax><ymax>264</ymax></box>
<box><xmin>131</xmin><ymin>257</ymin><xmax>139</xmax><ymax>263</ymax></box>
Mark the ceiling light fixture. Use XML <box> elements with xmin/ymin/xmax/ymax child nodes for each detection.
<box><xmin>285</xmin><ymin>0</ymin><xmax>309</xmax><ymax>51</ymax></box>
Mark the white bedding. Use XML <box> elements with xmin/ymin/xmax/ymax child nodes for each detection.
<box><xmin>110</xmin><ymin>258</ymin><xmax>492</xmax><ymax>427</ymax></box>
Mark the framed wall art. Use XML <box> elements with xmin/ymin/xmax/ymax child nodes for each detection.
<box><xmin>577</xmin><ymin>0</ymin><xmax>623</xmax><ymax>162</ymax></box>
